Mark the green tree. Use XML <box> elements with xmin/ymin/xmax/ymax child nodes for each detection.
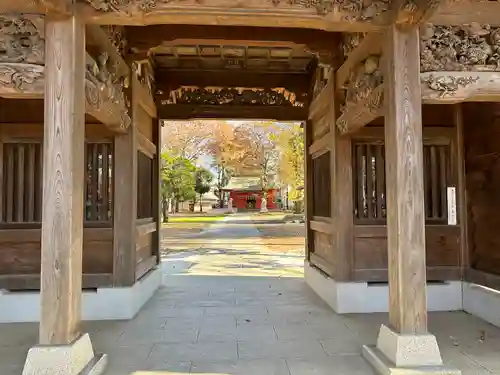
<box><xmin>161</xmin><ymin>152</ymin><xmax>196</xmax><ymax>220</ymax></box>
<box><xmin>272</xmin><ymin>123</ymin><xmax>304</xmax><ymax>211</ymax></box>
<box><xmin>194</xmin><ymin>167</ymin><xmax>213</xmax><ymax>212</ymax></box>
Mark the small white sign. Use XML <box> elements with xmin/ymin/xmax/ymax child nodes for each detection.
<box><xmin>447</xmin><ymin>187</ymin><xmax>457</xmax><ymax>225</ymax></box>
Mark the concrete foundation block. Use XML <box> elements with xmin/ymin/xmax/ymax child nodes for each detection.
<box><xmin>362</xmin><ymin>345</ymin><xmax>461</xmax><ymax>375</ymax></box>
<box><xmin>362</xmin><ymin>325</ymin><xmax>461</xmax><ymax>375</ymax></box>
<box><xmin>22</xmin><ymin>333</ymin><xmax>107</xmax><ymax>375</ymax></box>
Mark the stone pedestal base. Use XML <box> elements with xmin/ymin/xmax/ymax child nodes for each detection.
<box><xmin>22</xmin><ymin>333</ymin><xmax>107</xmax><ymax>375</ymax></box>
<box><xmin>362</xmin><ymin>325</ymin><xmax>461</xmax><ymax>375</ymax></box>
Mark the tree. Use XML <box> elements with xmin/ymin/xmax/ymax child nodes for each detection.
<box><xmin>272</xmin><ymin>123</ymin><xmax>304</xmax><ymax>210</ymax></box>
<box><xmin>194</xmin><ymin>167</ymin><xmax>213</xmax><ymax>212</ymax></box>
<box><xmin>161</xmin><ymin>120</ymin><xmax>212</xmax><ymax>162</ymax></box>
<box><xmin>160</xmin><ymin>152</ymin><xmax>196</xmax><ymax>220</ymax></box>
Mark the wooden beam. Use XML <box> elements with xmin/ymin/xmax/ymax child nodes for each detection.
<box><xmin>430</xmin><ymin>1</ymin><xmax>500</xmax><ymax>27</ymax></box>
<box><xmin>336</xmin><ymin>33</ymin><xmax>383</xmax><ymax>91</ymax></box>
<box><xmin>421</xmin><ymin>72</ymin><xmax>500</xmax><ymax>104</ymax></box>
<box><xmin>113</xmin><ymin>76</ymin><xmax>137</xmax><ymax>287</ymax></box>
<box><xmin>336</xmin><ymin>84</ymin><xmax>384</xmax><ymax>135</ymax></box>
<box><xmin>126</xmin><ymin>25</ymin><xmax>340</xmax><ymax>54</ymax></box>
<box><xmin>384</xmin><ymin>25</ymin><xmax>427</xmax><ymax>334</ymax></box>
<box><xmin>156</xmin><ymin>70</ymin><xmax>310</xmax><ymax>93</ymax></box>
<box><xmin>85</xmin><ymin>24</ymin><xmax>129</xmax><ymax>78</ymax></box>
<box><xmin>158</xmin><ymin>104</ymin><xmax>308</xmax><ymax>121</ymax></box>
<box><xmin>77</xmin><ymin>3</ymin><xmax>387</xmax><ymax>32</ymax></box>
<box><xmin>39</xmin><ymin>14</ymin><xmax>85</xmax><ymax>345</ymax></box>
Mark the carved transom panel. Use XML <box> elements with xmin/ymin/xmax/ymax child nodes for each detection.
<box><xmin>159</xmin><ymin>86</ymin><xmax>306</xmax><ymax>107</ymax></box>
<box><xmin>80</xmin><ymin>0</ymin><xmax>391</xmax><ymax>21</ymax></box>
<box><xmin>420</xmin><ymin>23</ymin><xmax>500</xmax><ymax>72</ymax></box>
<box><xmin>0</xmin><ymin>15</ymin><xmax>44</xmax><ymax>65</ymax></box>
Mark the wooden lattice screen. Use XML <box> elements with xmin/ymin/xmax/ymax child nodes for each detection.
<box><xmin>353</xmin><ymin>142</ymin><xmax>450</xmax><ymax>224</ymax></box>
<box><xmin>137</xmin><ymin>151</ymin><xmax>153</xmax><ymax>219</ymax></box>
<box><xmin>85</xmin><ymin>142</ymin><xmax>113</xmax><ymax>222</ymax></box>
<box><xmin>312</xmin><ymin>151</ymin><xmax>331</xmax><ymax>218</ymax></box>
<box><xmin>1</xmin><ymin>143</ymin><xmax>43</xmax><ymax>223</ymax></box>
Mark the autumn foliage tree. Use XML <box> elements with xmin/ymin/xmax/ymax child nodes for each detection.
<box><xmin>273</xmin><ymin>123</ymin><xmax>304</xmax><ymax>207</ymax></box>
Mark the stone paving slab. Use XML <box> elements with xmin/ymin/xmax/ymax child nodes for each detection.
<box><xmin>1</xmin><ymin>215</ymin><xmax>499</xmax><ymax>375</ymax></box>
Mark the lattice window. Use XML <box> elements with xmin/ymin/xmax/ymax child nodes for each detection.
<box><xmin>85</xmin><ymin>143</ymin><xmax>113</xmax><ymax>222</ymax></box>
<box><xmin>353</xmin><ymin>142</ymin><xmax>450</xmax><ymax>224</ymax></box>
<box><xmin>312</xmin><ymin>151</ymin><xmax>331</xmax><ymax>218</ymax></box>
<box><xmin>137</xmin><ymin>151</ymin><xmax>153</xmax><ymax>219</ymax></box>
<box><xmin>1</xmin><ymin>143</ymin><xmax>43</xmax><ymax>223</ymax></box>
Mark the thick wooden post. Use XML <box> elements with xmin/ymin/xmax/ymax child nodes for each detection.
<box><xmin>362</xmin><ymin>25</ymin><xmax>459</xmax><ymax>374</ymax></box>
<box><xmin>384</xmin><ymin>25</ymin><xmax>427</xmax><ymax>335</ymax></box>
<box><xmin>39</xmin><ymin>14</ymin><xmax>85</xmax><ymax>345</ymax></box>
<box><xmin>113</xmin><ymin>80</ymin><xmax>137</xmax><ymax>286</ymax></box>
<box><xmin>303</xmin><ymin>120</ymin><xmax>314</xmax><ymax>260</ymax></box>
<box><xmin>330</xmin><ymin>73</ymin><xmax>353</xmax><ymax>281</ymax></box>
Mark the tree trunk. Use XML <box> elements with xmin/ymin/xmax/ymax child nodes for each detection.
<box><xmin>199</xmin><ymin>193</ymin><xmax>203</xmax><ymax>212</ymax></box>
<box><xmin>175</xmin><ymin>199</ymin><xmax>180</xmax><ymax>213</ymax></box>
<box><xmin>162</xmin><ymin>198</ymin><xmax>169</xmax><ymax>223</ymax></box>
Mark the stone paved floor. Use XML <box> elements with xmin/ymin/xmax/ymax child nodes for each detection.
<box><xmin>2</xmin><ymin>215</ymin><xmax>500</xmax><ymax>374</ymax></box>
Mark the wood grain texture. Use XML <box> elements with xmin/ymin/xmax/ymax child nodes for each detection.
<box><xmin>384</xmin><ymin>25</ymin><xmax>427</xmax><ymax>335</ymax></box>
<box><xmin>304</xmin><ymin>120</ymin><xmax>314</xmax><ymax>261</ymax></box>
<box><xmin>0</xmin><ymin>228</ymin><xmax>113</xmax><ymax>276</ymax></box>
<box><xmin>113</xmin><ymin>72</ymin><xmax>138</xmax><ymax>287</ymax></box>
<box><xmin>463</xmin><ymin>103</ymin><xmax>500</xmax><ymax>276</ymax></box>
<box><xmin>353</xmin><ymin>225</ymin><xmax>461</xmax><ymax>277</ymax></box>
<box><xmin>153</xmin><ymin>117</ymin><xmax>161</xmax><ymax>264</ymax></box>
<box><xmin>454</xmin><ymin>104</ymin><xmax>468</xmax><ymax>276</ymax></box>
<box><xmin>39</xmin><ymin>14</ymin><xmax>86</xmax><ymax>345</ymax></box>
<box><xmin>330</xmin><ymin>71</ymin><xmax>354</xmax><ymax>281</ymax></box>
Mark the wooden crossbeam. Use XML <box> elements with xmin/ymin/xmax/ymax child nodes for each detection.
<box><xmin>336</xmin><ymin>33</ymin><xmax>383</xmax><ymax>91</ymax></box>
<box><xmin>86</xmin><ymin>24</ymin><xmax>129</xmax><ymax>78</ymax></box>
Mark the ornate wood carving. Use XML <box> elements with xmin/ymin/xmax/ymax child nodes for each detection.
<box><xmin>80</xmin><ymin>0</ymin><xmax>391</xmax><ymax>21</ymax></box>
<box><xmin>343</xmin><ymin>54</ymin><xmax>383</xmax><ymax>108</ymax></box>
<box><xmin>0</xmin><ymin>62</ymin><xmax>44</xmax><ymax>97</ymax></box>
<box><xmin>336</xmin><ymin>83</ymin><xmax>383</xmax><ymax>134</ymax></box>
<box><xmin>85</xmin><ymin>52</ymin><xmax>131</xmax><ymax>131</ymax></box>
<box><xmin>420</xmin><ymin>23</ymin><xmax>500</xmax><ymax>72</ymax></box>
<box><xmin>102</xmin><ymin>25</ymin><xmax>127</xmax><ymax>56</ymax></box>
<box><xmin>0</xmin><ymin>14</ymin><xmax>45</xmax><ymax>64</ymax></box>
<box><xmin>342</xmin><ymin>32</ymin><xmax>366</xmax><ymax>56</ymax></box>
<box><xmin>421</xmin><ymin>71</ymin><xmax>500</xmax><ymax>102</ymax></box>
<box><xmin>160</xmin><ymin>86</ymin><xmax>306</xmax><ymax>107</ymax></box>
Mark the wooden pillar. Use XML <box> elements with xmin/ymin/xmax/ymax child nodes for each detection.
<box><xmin>113</xmin><ymin>76</ymin><xmax>138</xmax><ymax>286</ymax></box>
<box><xmin>330</xmin><ymin>73</ymin><xmax>353</xmax><ymax>281</ymax></box>
<box><xmin>384</xmin><ymin>25</ymin><xmax>427</xmax><ymax>335</ymax></box>
<box><xmin>362</xmin><ymin>24</ymin><xmax>456</xmax><ymax>373</ymax></box>
<box><xmin>303</xmin><ymin>120</ymin><xmax>314</xmax><ymax>260</ymax></box>
<box><xmin>39</xmin><ymin>14</ymin><xmax>85</xmax><ymax>345</ymax></box>
<box><xmin>153</xmin><ymin>119</ymin><xmax>161</xmax><ymax>263</ymax></box>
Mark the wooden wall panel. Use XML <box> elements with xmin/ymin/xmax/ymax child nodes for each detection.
<box><xmin>352</xmin><ymin>225</ymin><xmax>461</xmax><ymax>281</ymax></box>
<box><xmin>311</xmin><ymin>115</ymin><xmax>329</xmax><ymax>141</ymax></box>
<box><xmin>136</xmin><ymin>105</ymin><xmax>153</xmax><ymax>141</ymax></box>
<box><xmin>311</xmin><ymin>230</ymin><xmax>335</xmax><ymax>277</ymax></box>
<box><xmin>0</xmin><ymin>228</ymin><xmax>113</xmax><ymax>277</ymax></box>
<box><xmin>464</xmin><ymin>103</ymin><xmax>500</xmax><ymax>276</ymax></box>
